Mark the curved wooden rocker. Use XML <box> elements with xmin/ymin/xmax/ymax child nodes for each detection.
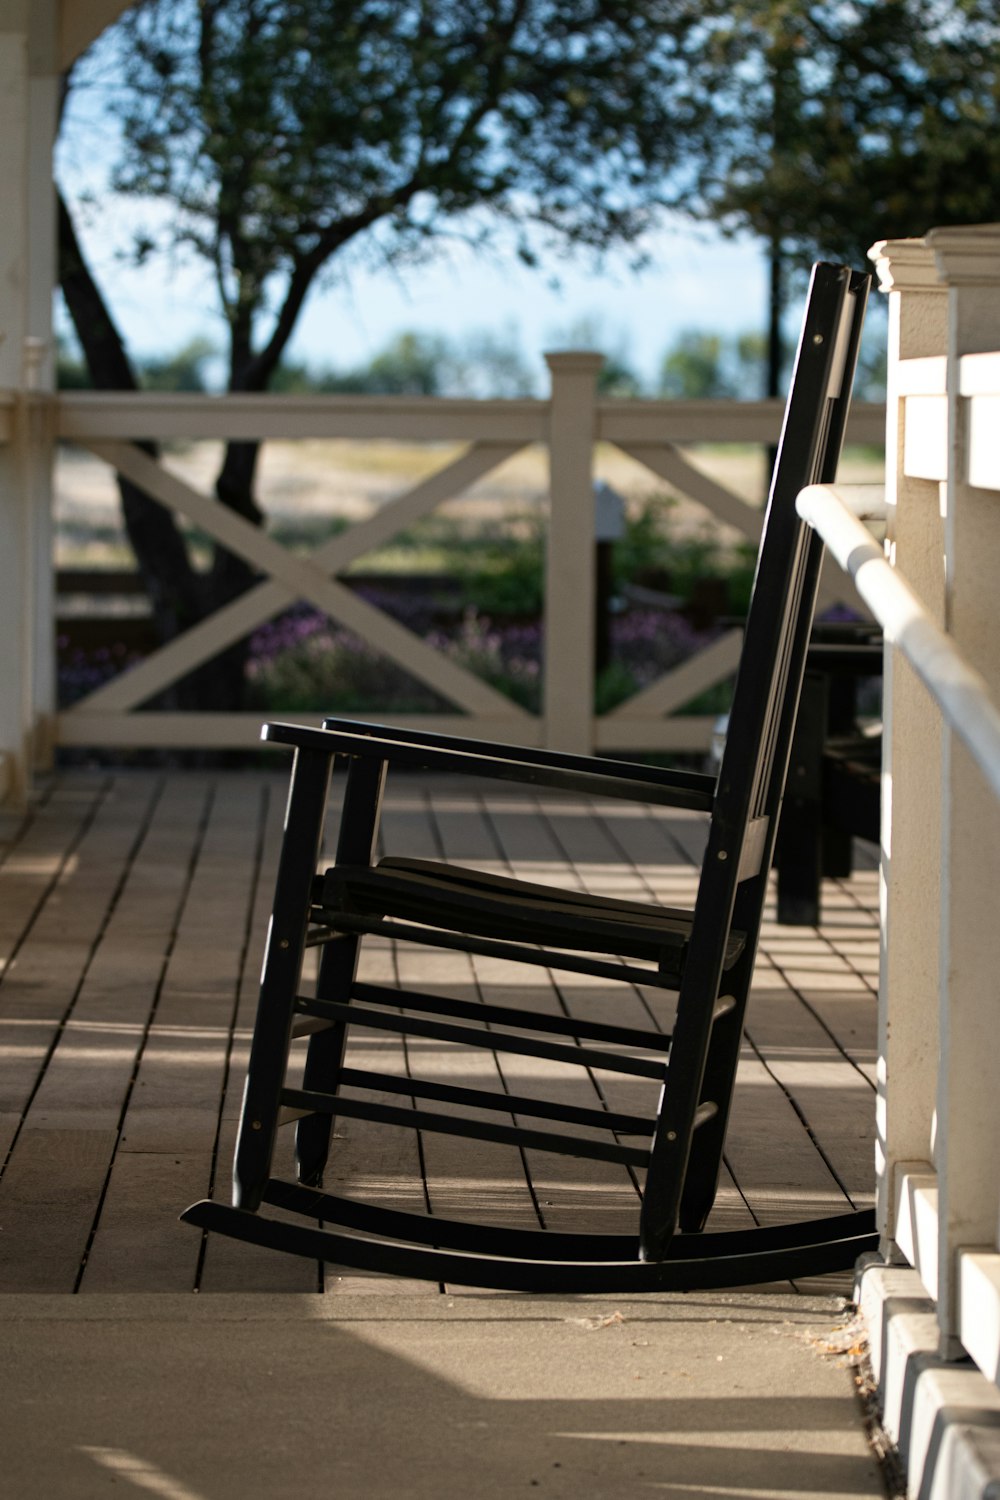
<box><xmin>184</xmin><ymin>263</ymin><xmax>878</xmax><ymax>1290</ymax></box>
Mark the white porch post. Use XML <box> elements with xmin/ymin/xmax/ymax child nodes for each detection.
<box><xmin>868</xmin><ymin>238</ymin><xmax>948</xmax><ymax>1263</ymax></box>
<box><xmin>0</xmin><ymin>0</ymin><xmax>58</xmax><ymax>804</ymax></box>
<box><xmin>925</xmin><ymin>226</ymin><xmax>1000</xmax><ymax>1348</ymax></box>
<box><xmin>544</xmin><ymin>352</ymin><xmax>602</xmax><ymax>754</ymax></box>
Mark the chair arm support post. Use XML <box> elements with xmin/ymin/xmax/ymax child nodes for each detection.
<box><xmin>234</xmin><ymin>744</ymin><xmax>334</xmax><ymax>1210</ymax></box>
<box><xmin>295</xmin><ymin>752</ymin><xmax>387</xmax><ymax>1187</ymax></box>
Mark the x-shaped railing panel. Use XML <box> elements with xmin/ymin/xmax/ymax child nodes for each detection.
<box><xmin>67</xmin><ymin>439</ymin><xmax>532</xmax><ymax>720</ymax></box>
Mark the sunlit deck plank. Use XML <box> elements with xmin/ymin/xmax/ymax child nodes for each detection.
<box><xmin>0</xmin><ymin>767</ymin><xmax>879</xmax><ymax>1295</ymax></box>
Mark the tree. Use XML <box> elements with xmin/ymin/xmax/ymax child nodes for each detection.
<box><xmin>59</xmin><ymin>0</ymin><xmax>712</xmax><ymax>708</ymax></box>
<box><xmin>441</xmin><ymin>326</ymin><xmax>537</xmax><ymax>399</ymax></box>
<box><xmin>138</xmin><ymin>337</ymin><xmax>217</xmax><ymax>393</ymax></box>
<box><xmin>656</xmin><ymin>329</ymin><xmax>769</xmax><ymax>400</ymax></box>
<box><xmin>549</xmin><ymin>314</ymin><xmax>643</xmax><ymax>396</ymax></box>
<box><xmin>687</xmin><ymin>0</ymin><xmax>1000</xmax><ymax>393</ymax></box>
<box><xmin>270</xmin><ymin>325</ymin><xmax>536</xmax><ymax>397</ymax></box>
<box><xmin>658</xmin><ymin>331</ymin><xmax>729</xmax><ymax>399</ymax></box>
<box><xmin>362</xmin><ymin>333</ymin><xmax>449</xmax><ymax>396</ymax></box>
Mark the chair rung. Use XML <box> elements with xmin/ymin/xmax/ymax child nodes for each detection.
<box><xmin>303</xmin><ymin>1066</ymin><xmax>655</xmax><ymax>1137</ymax></box>
<box><xmin>352</xmin><ymin>980</ymin><xmax>672</xmax><ymax>1053</ymax></box>
<box><xmin>278</xmin><ymin>1087</ymin><xmax>651</xmax><ymax>1167</ymax></box>
<box><xmin>313</xmin><ymin>913</ymin><xmax>681</xmax><ymax>989</ymax></box>
<box><xmin>294</xmin><ymin>995</ymin><xmax>667</xmax><ymax>1079</ymax></box>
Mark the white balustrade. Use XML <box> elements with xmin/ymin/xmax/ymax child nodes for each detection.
<box><xmin>800</xmin><ymin>228</ymin><xmax>1000</xmax><ymax>1426</ymax></box>
<box><xmin>0</xmin><ymin>368</ymin><xmax>883</xmax><ymax>787</ymax></box>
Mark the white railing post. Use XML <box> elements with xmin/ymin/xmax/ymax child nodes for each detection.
<box><xmin>544</xmin><ymin>352</ymin><xmax>603</xmax><ymax>754</ymax></box>
<box><xmin>804</xmin><ymin>225</ymin><xmax>1000</xmax><ymax>1500</ymax></box>
<box><xmin>868</xmin><ymin>237</ymin><xmax>948</xmax><ymax>1264</ymax></box>
<box><xmin>925</xmin><ymin>226</ymin><xmax>1000</xmax><ymax>1348</ymax></box>
<box><xmin>0</xmin><ymin>4</ymin><xmax>57</xmax><ymax>804</ymax></box>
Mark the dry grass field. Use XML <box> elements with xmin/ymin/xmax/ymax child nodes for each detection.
<box><xmin>55</xmin><ymin>437</ymin><xmax>883</xmax><ymax>568</ymax></box>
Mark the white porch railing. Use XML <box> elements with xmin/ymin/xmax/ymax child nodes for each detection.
<box><xmin>798</xmin><ymin>229</ymin><xmax>1000</xmax><ymax>1460</ymax></box>
<box><xmin>0</xmin><ymin>359</ymin><xmax>884</xmax><ymax>800</ymax></box>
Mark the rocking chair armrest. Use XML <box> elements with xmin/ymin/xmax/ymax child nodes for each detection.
<box><xmin>261</xmin><ymin>718</ymin><xmax>716</xmax><ymax>812</ymax></box>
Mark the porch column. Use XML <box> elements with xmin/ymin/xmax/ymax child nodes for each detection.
<box><xmin>544</xmin><ymin>352</ymin><xmax>603</xmax><ymax>754</ymax></box>
<box><xmin>868</xmin><ymin>237</ymin><xmax>948</xmax><ymax>1264</ymax></box>
<box><xmin>925</xmin><ymin>225</ymin><xmax>1000</xmax><ymax>1348</ymax></box>
<box><xmin>0</xmin><ymin>0</ymin><xmax>59</xmax><ymax>804</ymax></box>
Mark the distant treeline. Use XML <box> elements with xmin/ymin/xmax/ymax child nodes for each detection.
<box><xmin>57</xmin><ymin>323</ymin><xmax>887</xmax><ymax>403</ymax></box>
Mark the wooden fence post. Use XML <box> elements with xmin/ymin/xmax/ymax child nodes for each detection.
<box><xmin>544</xmin><ymin>352</ymin><xmax>603</xmax><ymax>753</ymax></box>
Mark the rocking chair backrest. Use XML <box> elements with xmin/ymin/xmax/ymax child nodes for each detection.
<box><xmin>640</xmin><ymin>263</ymin><xmax>871</xmax><ymax>1255</ymax></box>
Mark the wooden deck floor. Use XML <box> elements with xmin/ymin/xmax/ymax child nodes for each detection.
<box><xmin>0</xmin><ymin>767</ymin><xmax>879</xmax><ymax>1296</ymax></box>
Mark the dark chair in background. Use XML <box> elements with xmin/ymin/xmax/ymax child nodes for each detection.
<box><xmin>775</xmin><ymin>628</ymin><xmax>882</xmax><ymax>925</ymax></box>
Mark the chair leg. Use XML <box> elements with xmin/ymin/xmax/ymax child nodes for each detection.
<box><xmin>295</xmin><ymin>938</ymin><xmax>360</xmax><ymax>1186</ymax></box>
<box><xmin>233</xmin><ymin>746</ymin><xmax>334</xmax><ymax>1212</ymax></box>
<box><xmin>677</xmin><ymin>1012</ymin><xmax>745</xmax><ymax>1234</ymax></box>
<box><xmin>295</xmin><ymin>755</ymin><xmax>387</xmax><ymax>1187</ymax></box>
<box><xmin>677</xmin><ymin>958</ymin><xmax>754</xmax><ymax>1234</ymax></box>
<box><xmin>775</xmin><ymin>672</ymin><xmax>826</xmax><ymax>925</ymax></box>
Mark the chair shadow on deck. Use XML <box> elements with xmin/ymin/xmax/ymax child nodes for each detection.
<box><xmin>183</xmin><ymin>262</ymin><xmax>879</xmax><ymax>1291</ymax></box>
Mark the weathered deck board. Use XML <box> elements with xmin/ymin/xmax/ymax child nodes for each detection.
<box><xmin>0</xmin><ymin>776</ymin><xmax>207</xmax><ymax>1291</ymax></box>
<box><xmin>441</xmin><ymin>789</ymin><xmax>644</xmax><ymax>1243</ymax></box>
<box><xmin>82</xmin><ymin>775</ymin><xmax>269</xmax><ymax>1292</ymax></box>
<box><xmin>0</xmin><ymin>767</ymin><xmax>879</xmax><ymax>1295</ymax></box>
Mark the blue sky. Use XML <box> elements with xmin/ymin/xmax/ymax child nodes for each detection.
<box><xmin>57</xmin><ymin>186</ymin><xmax>770</xmax><ymax>393</ymax></box>
<box><xmin>282</xmin><ymin>223</ymin><xmax>771</xmax><ymax>390</ymax></box>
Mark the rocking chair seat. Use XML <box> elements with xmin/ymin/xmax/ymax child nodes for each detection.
<box><xmin>317</xmin><ymin>855</ymin><xmax>748</xmax><ymax>975</ymax></box>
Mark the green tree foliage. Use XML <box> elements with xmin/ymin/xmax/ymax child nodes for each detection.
<box><xmin>688</xmin><ymin>0</ymin><xmax>1000</xmax><ymax>387</ymax></box>
<box><xmin>446</xmin><ymin>327</ymin><xmax>537</xmax><ymax>399</ymax></box>
<box><xmin>56</xmin><ymin>334</ymin><xmax>91</xmax><ymax>389</ymax></box>
<box><xmin>58</xmin><ymin>0</ymin><xmax>711</xmax><ymax>706</ymax></box>
<box><xmin>659</xmin><ymin>332</ymin><xmax>729</xmax><ymax>399</ymax></box>
<box><xmin>104</xmin><ymin>0</ymin><xmax>708</xmax><ymax>391</ymax></box>
<box><xmin>549</xmin><ymin>314</ymin><xmax>643</xmax><ymax>395</ymax></box>
<box><xmin>58</xmin><ymin>331</ymin><xmax>217</xmax><ymax>391</ymax></box>
<box><xmin>363</xmin><ymin>332</ymin><xmax>449</xmax><ymax>396</ymax></box>
<box><xmin>658</xmin><ymin>330</ymin><xmax>769</xmax><ymax>399</ymax></box>
<box><xmin>272</xmin><ymin>326</ymin><xmax>537</xmax><ymax>398</ymax></box>
<box><xmin>702</xmin><ymin>0</ymin><xmax>1000</xmax><ymax>267</ymax></box>
<box><xmin>136</xmin><ymin>337</ymin><xmax>217</xmax><ymax>392</ymax></box>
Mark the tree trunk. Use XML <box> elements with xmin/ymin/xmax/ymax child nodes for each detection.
<box><xmin>764</xmin><ymin>231</ymin><xmax>785</xmax><ymax>484</ymax></box>
<box><xmin>58</xmin><ymin>190</ymin><xmax>256</xmax><ymax>713</ymax></box>
<box><xmin>767</xmin><ymin>233</ymin><xmax>784</xmax><ymax>401</ymax></box>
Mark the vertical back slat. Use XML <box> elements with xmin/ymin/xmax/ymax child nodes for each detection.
<box><xmin>640</xmin><ymin>264</ymin><xmax>871</xmax><ymax>1256</ymax></box>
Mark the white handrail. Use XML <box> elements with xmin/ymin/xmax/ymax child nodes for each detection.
<box><xmin>797</xmin><ymin>481</ymin><xmax>1000</xmax><ymax>804</ymax></box>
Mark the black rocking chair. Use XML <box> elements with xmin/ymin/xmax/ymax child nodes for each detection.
<box><xmin>184</xmin><ymin>262</ymin><xmax>878</xmax><ymax>1291</ymax></box>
